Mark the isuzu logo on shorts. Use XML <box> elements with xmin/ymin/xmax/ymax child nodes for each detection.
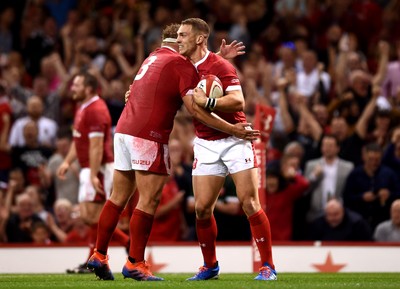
<box><xmin>132</xmin><ymin>159</ymin><xmax>151</xmax><ymax>165</ymax></box>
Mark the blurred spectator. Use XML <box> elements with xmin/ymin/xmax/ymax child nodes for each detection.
<box><xmin>38</xmin><ymin>53</ymin><xmax>67</xmax><ymax>94</ymax></box>
<box><xmin>382</xmin><ymin>40</ymin><xmax>400</xmax><ymax>100</ymax></box>
<box><xmin>109</xmin><ymin>37</ymin><xmax>144</xmax><ymax>81</ymax></box>
<box><xmin>309</xmin><ymin>198</ymin><xmax>372</xmax><ymax>241</ymax></box>
<box><xmin>241</xmin><ymin>42</ymin><xmax>272</xmax><ymax>114</ymax></box>
<box><xmin>64</xmin><ymin>204</ymin><xmax>92</xmax><ymax>274</ymax></box>
<box><xmin>8</xmin><ymin>95</ymin><xmax>58</xmax><ymax>148</ymax></box>
<box><xmin>228</xmin><ymin>3</ymin><xmax>251</xmax><ymax>48</ymax></box>
<box><xmin>0</xmin><ymin>82</ymin><xmax>12</xmax><ymax>185</ymax></box>
<box><xmin>304</xmin><ymin>134</ymin><xmax>354</xmax><ymax>222</ymax></box>
<box><xmin>311</xmin><ymin>103</ymin><xmax>330</xmax><ymax>133</ymax></box>
<box><xmin>10</xmin><ymin>120</ymin><xmax>53</xmax><ymax>187</ymax></box>
<box><xmin>295</xmin><ymin>94</ymin><xmax>323</xmax><ymax>165</ymax></box>
<box><xmin>23</xmin><ymin>15</ymin><xmax>61</xmax><ymax>77</ymax></box>
<box><xmin>265</xmin><ymin>156</ymin><xmax>309</xmax><ymax>241</ymax></box>
<box><xmin>343</xmin><ymin>142</ymin><xmax>400</xmax><ymax>230</ymax></box>
<box><xmin>64</xmin><ymin>205</ymin><xmax>89</xmax><ymax>244</ymax></box>
<box><xmin>374</xmin><ymin>199</ymin><xmax>400</xmax><ymax>242</ymax></box>
<box><xmin>382</xmin><ymin>126</ymin><xmax>400</xmax><ymax>179</ymax></box>
<box><xmin>43</xmin><ymin>127</ymin><xmax>79</xmax><ymax>205</ymax></box>
<box><xmin>330</xmin><ymin>92</ymin><xmax>381</xmax><ymax>166</ymax></box>
<box><xmin>0</xmin><ymin>7</ymin><xmax>15</xmax><ymax>53</ymax></box>
<box><xmin>5</xmin><ymin>192</ymin><xmax>43</xmax><ymax>243</ymax></box>
<box><xmin>272</xmin><ymin>44</ymin><xmax>301</xmax><ymax>86</ymax></box>
<box><xmin>296</xmin><ymin>50</ymin><xmax>330</xmax><ymax>105</ymax></box>
<box><xmin>5</xmin><ymin>168</ymin><xmax>26</xmax><ymax>209</ymax></box>
<box><xmin>105</xmin><ymin>79</ymin><xmax>125</xmax><ymax>134</ymax></box>
<box><xmin>0</xmin><ymin>184</ymin><xmax>7</xmax><ymax>242</ymax></box>
<box><xmin>24</xmin><ymin>184</ymin><xmax>49</xmax><ymax>222</ymax></box>
<box><xmin>44</xmin><ymin>0</ymin><xmax>77</xmax><ymax>28</ymax></box>
<box><xmin>275</xmin><ymin>0</ymin><xmax>307</xmax><ymax>20</ymax></box>
<box><xmin>48</xmin><ymin>198</ymin><xmax>74</xmax><ymax>242</ymax></box>
<box><xmin>381</xmin><ymin>1</ymin><xmax>400</xmax><ymax>47</ymax></box>
<box><xmin>271</xmin><ymin>76</ymin><xmax>295</xmax><ymax>138</ymax></box>
<box><xmin>2</xmin><ymin>62</ymin><xmax>31</xmax><ymax>119</ymax></box>
<box><xmin>31</xmin><ymin>221</ymin><xmax>51</xmax><ymax>245</ymax></box>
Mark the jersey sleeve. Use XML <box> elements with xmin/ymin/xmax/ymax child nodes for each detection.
<box><xmin>85</xmin><ymin>106</ymin><xmax>108</xmax><ymax>137</ymax></box>
<box><xmin>174</xmin><ymin>59</ymin><xmax>199</xmax><ymax>98</ymax></box>
<box><xmin>215</xmin><ymin>59</ymin><xmax>242</xmax><ymax>93</ymax></box>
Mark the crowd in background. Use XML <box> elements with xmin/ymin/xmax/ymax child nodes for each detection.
<box><xmin>1</xmin><ymin>0</ymin><xmax>400</xmax><ymax>245</ymax></box>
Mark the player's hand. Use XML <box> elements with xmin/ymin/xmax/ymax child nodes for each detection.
<box><xmin>232</xmin><ymin>123</ymin><xmax>260</xmax><ymax>140</ymax></box>
<box><xmin>125</xmin><ymin>85</ymin><xmax>132</xmax><ymax>104</ymax></box>
<box><xmin>219</xmin><ymin>39</ymin><xmax>245</xmax><ymax>59</ymax></box>
<box><xmin>57</xmin><ymin>162</ymin><xmax>70</xmax><ymax>180</ymax></box>
<box><xmin>193</xmin><ymin>87</ymin><xmax>208</xmax><ymax>107</ymax></box>
<box><xmin>91</xmin><ymin>175</ymin><xmax>105</xmax><ymax>195</ymax></box>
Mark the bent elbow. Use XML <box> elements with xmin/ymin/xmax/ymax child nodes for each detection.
<box><xmin>232</xmin><ymin>99</ymin><xmax>245</xmax><ymax>112</ymax></box>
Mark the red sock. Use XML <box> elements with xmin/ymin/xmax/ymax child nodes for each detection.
<box><xmin>196</xmin><ymin>216</ymin><xmax>217</xmax><ymax>268</ymax></box>
<box><xmin>129</xmin><ymin>209</ymin><xmax>154</xmax><ymax>262</ymax></box>
<box><xmin>96</xmin><ymin>200</ymin><xmax>125</xmax><ymax>254</ymax></box>
<box><xmin>248</xmin><ymin>210</ymin><xmax>275</xmax><ymax>269</ymax></box>
<box><xmin>87</xmin><ymin>223</ymin><xmax>98</xmax><ymax>262</ymax></box>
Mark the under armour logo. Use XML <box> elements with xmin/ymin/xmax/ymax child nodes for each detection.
<box><xmin>255</xmin><ymin>237</ymin><xmax>265</xmax><ymax>243</ymax></box>
<box><xmin>245</xmin><ymin>158</ymin><xmax>251</xmax><ymax>163</ymax></box>
<box><xmin>200</xmin><ymin>243</ymin><xmax>206</xmax><ymax>247</ymax></box>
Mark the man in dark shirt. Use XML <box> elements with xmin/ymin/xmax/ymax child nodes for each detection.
<box><xmin>343</xmin><ymin>142</ymin><xmax>400</xmax><ymax>229</ymax></box>
<box><xmin>310</xmin><ymin>199</ymin><xmax>372</xmax><ymax>241</ymax></box>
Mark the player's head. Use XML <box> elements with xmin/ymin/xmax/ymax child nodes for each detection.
<box><xmin>71</xmin><ymin>71</ymin><xmax>98</xmax><ymax>101</ymax></box>
<box><xmin>162</xmin><ymin>23</ymin><xmax>180</xmax><ymax>50</ymax></box>
<box><xmin>177</xmin><ymin>18</ymin><xmax>209</xmax><ymax>58</ymax></box>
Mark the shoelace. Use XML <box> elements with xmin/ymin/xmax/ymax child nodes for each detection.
<box><xmin>196</xmin><ymin>266</ymin><xmax>208</xmax><ymax>275</ymax></box>
<box><xmin>137</xmin><ymin>261</ymin><xmax>154</xmax><ymax>276</ymax></box>
<box><xmin>259</xmin><ymin>266</ymin><xmax>272</xmax><ymax>277</ymax></box>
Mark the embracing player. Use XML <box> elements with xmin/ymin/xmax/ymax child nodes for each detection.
<box><xmin>177</xmin><ymin>18</ymin><xmax>277</xmax><ymax>281</ymax></box>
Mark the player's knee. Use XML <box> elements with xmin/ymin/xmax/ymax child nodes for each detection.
<box><xmin>139</xmin><ymin>193</ymin><xmax>161</xmax><ymax>210</ymax></box>
<box><xmin>241</xmin><ymin>198</ymin><xmax>260</xmax><ymax>216</ymax></box>
<box><xmin>195</xmin><ymin>204</ymin><xmax>213</xmax><ymax>219</ymax></box>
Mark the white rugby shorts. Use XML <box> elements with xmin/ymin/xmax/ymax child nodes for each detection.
<box><xmin>78</xmin><ymin>162</ymin><xmax>114</xmax><ymax>203</ymax></box>
<box><xmin>192</xmin><ymin>136</ymin><xmax>257</xmax><ymax>177</ymax></box>
<box><xmin>113</xmin><ymin>133</ymin><xmax>170</xmax><ymax>175</ymax></box>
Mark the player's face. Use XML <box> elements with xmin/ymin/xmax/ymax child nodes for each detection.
<box><xmin>70</xmin><ymin>76</ymin><xmax>86</xmax><ymax>101</ymax></box>
<box><xmin>177</xmin><ymin>24</ymin><xmax>197</xmax><ymax>58</ymax></box>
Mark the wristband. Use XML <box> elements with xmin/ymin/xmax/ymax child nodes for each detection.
<box><xmin>204</xmin><ymin>98</ymin><xmax>217</xmax><ymax>111</ymax></box>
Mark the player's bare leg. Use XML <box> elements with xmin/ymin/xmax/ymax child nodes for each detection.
<box><xmin>87</xmin><ymin>170</ymin><xmax>135</xmax><ymax>280</ymax></box>
<box><xmin>187</xmin><ymin>175</ymin><xmax>224</xmax><ymax>281</ymax></box>
<box><xmin>232</xmin><ymin>168</ymin><xmax>277</xmax><ymax>281</ymax></box>
<box><xmin>231</xmin><ymin>168</ymin><xmax>260</xmax><ymax>216</ymax></box>
<box><xmin>122</xmin><ymin>171</ymin><xmax>167</xmax><ymax>281</ymax></box>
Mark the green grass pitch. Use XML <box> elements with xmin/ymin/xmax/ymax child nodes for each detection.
<box><xmin>0</xmin><ymin>273</ymin><xmax>399</xmax><ymax>289</ymax></box>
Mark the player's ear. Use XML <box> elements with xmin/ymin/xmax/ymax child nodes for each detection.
<box><xmin>196</xmin><ymin>35</ymin><xmax>203</xmax><ymax>44</ymax></box>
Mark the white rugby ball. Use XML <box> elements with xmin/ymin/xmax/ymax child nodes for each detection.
<box><xmin>197</xmin><ymin>74</ymin><xmax>224</xmax><ymax>99</ymax></box>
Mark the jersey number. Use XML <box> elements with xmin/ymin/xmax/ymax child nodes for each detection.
<box><xmin>134</xmin><ymin>56</ymin><xmax>157</xmax><ymax>80</ymax></box>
